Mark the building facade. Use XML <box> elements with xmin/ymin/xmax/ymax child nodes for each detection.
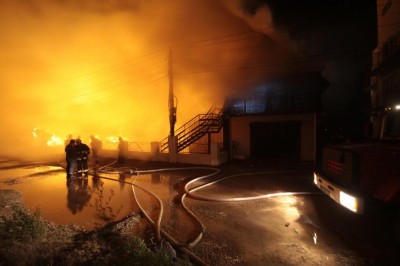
<box><xmin>371</xmin><ymin>0</ymin><xmax>400</xmax><ymax>138</ymax></box>
<box><xmin>223</xmin><ymin>72</ymin><xmax>324</xmax><ymax>162</ymax></box>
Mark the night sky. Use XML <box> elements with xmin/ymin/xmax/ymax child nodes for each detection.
<box><xmin>240</xmin><ymin>0</ymin><xmax>377</xmax><ymax>138</ymax></box>
<box><xmin>241</xmin><ymin>0</ymin><xmax>377</xmax><ymax>110</ymax></box>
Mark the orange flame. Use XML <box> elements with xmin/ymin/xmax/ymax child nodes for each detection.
<box><xmin>47</xmin><ymin>135</ymin><xmax>63</xmax><ymax>147</ymax></box>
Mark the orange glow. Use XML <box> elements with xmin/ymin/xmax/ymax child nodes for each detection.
<box><xmin>0</xmin><ymin>0</ymin><xmax>288</xmax><ymax>160</ymax></box>
<box><xmin>32</xmin><ymin>128</ymin><xmax>40</xmax><ymax>138</ymax></box>
<box><xmin>47</xmin><ymin>135</ymin><xmax>63</xmax><ymax>147</ymax></box>
<box><xmin>105</xmin><ymin>136</ymin><xmax>120</xmax><ymax>144</ymax></box>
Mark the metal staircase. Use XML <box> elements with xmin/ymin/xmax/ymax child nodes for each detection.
<box><xmin>160</xmin><ymin>105</ymin><xmax>224</xmax><ymax>153</ymax></box>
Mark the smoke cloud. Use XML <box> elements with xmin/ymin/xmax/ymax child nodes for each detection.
<box><xmin>0</xmin><ymin>0</ymin><xmax>375</xmax><ymax>160</ymax></box>
<box><xmin>225</xmin><ymin>0</ymin><xmax>377</xmax><ymax>140</ymax></box>
<box><xmin>229</xmin><ymin>0</ymin><xmax>377</xmax><ymax>113</ymax></box>
<box><xmin>0</xmin><ymin>0</ymin><xmax>292</xmax><ymax>160</ymax></box>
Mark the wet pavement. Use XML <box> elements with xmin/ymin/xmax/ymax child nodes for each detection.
<box><xmin>1</xmin><ymin>157</ymin><xmax>400</xmax><ymax>265</ymax></box>
<box><xmin>0</xmin><ymin>159</ymin><xmax>138</xmax><ymax>229</ymax></box>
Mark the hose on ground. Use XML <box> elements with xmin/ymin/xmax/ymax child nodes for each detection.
<box><xmin>58</xmin><ymin>159</ymin><xmax>320</xmax><ymax>266</ymax></box>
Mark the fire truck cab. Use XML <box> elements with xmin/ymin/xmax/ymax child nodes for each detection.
<box><xmin>313</xmin><ymin>106</ymin><xmax>400</xmax><ymax>236</ymax></box>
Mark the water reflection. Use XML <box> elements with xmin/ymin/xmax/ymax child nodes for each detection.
<box><xmin>0</xmin><ymin>160</ymin><xmax>137</xmax><ymax>230</ymax></box>
<box><xmin>66</xmin><ymin>178</ymin><xmax>91</xmax><ymax>214</ymax></box>
<box><xmin>118</xmin><ymin>173</ymin><xmax>128</xmax><ymax>190</ymax></box>
<box><xmin>151</xmin><ymin>173</ymin><xmax>161</xmax><ymax>183</ymax></box>
<box><xmin>90</xmin><ymin>177</ymin><xmax>123</xmax><ymax>222</ymax></box>
<box><xmin>92</xmin><ymin>175</ymin><xmax>102</xmax><ymax>190</ymax></box>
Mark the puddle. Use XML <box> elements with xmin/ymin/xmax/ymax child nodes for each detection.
<box><xmin>0</xmin><ymin>160</ymin><xmax>148</xmax><ymax>229</ymax></box>
<box><xmin>0</xmin><ymin>159</ymin><xmax>203</xmax><ymax>233</ymax></box>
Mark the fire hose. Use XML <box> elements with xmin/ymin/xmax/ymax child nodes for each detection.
<box><xmin>59</xmin><ymin>159</ymin><xmax>319</xmax><ymax>265</ymax></box>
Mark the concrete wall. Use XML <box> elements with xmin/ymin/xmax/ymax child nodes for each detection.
<box><xmin>97</xmin><ymin>112</ymin><xmax>315</xmax><ymax>165</ymax></box>
<box><xmin>98</xmin><ymin>112</ymin><xmax>315</xmax><ymax>165</ymax></box>
<box><xmin>99</xmin><ymin>142</ymin><xmax>228</xmax><ymax>166</ymax></box>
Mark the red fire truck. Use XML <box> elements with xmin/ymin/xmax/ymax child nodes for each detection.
<box><xmin>313</xmin><ymin>107</ymin><xmax>400</xmax><ymax>238</ymax></box>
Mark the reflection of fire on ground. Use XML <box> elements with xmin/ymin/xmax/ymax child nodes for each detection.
<box><xmin>89</xmin><ymin>180</ymin><xmax>123</xmax><ymax>222</ymax></box>
<box><xmin>67</xmin><ymin>178</ymin><xmax>91</xmax><ymax>215</ymax></box>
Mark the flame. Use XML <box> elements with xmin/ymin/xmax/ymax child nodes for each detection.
<box><xmin>1</xmin><ymin>0</ymin><xmax>258</xmax><ymax>160</ymax></box>
<box><xmin>47</xmin><ymin>135</ymin><xmax>63</xmax><ymax>147</ymax></box>
<box><xmin>32</xmin><ymin>128</ymin><xmax>40</xmax><ymax>138</ymax></box>
<box><xmin>32</xmin><ymin>128</ymin><xmax>63</xmax><ymax>147</ymax></box>
<box><xmin>105</xmin><ymin>136</ymin><xmax>120</xmax><ymax>143</ymax></box>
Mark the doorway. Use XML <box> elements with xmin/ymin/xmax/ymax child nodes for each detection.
<box><xmin>250</xmin><ymin>121</ymin><xmax>301</xmax><ymax>159</ymax></box>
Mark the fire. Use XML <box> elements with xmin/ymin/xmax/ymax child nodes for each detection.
<box><xmin>1</xmin><ymin>0</ymin><xmax>245</xmax><ymax>160</ymax></box>
<box><xmin>32</xmin><ymin>128</ymin><xmax>63</xmax><ymax>147</ymax></box>
<box><xmin>47</xmin><ymin>135</ymin><xmax>63</xmax><ymax>147</ymax></box>
<box><xmin>32</xmin><ymin>128</ymin><xmax>39</xmax><ymax>138</ymax></box>
<box><xmin>105</xmin><ymin>136</ymin><xmax>120</xmax><ymax>143</ymax></box>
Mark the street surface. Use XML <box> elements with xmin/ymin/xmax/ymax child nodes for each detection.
<box><xmin>0</xmin><ymin>158</ymin><xmax>399</xmax><ymax>265</ymax></box>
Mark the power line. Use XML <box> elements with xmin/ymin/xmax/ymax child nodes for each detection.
<box><xmin>32</xmin><ymin>9</ymin><xmax>396</xmax><ymax>90</ymax></box>
<box><xmin>13</xmin><ymin>4</ymin><xmax>397</xmax><ymax>107</ymax></box>
<box><xmin>174</xmin><ymin>49</ymin><xmax>374</xmax><ymax>76</ymax></box>
<box><xmin>53</xmin><ymin>49</ymin><xmax>166</xmax><ymax>85</ymax></box>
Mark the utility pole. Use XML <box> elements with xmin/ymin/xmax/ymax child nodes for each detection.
<box><xmin>168</xmin><ymin>48</ymin><xmax>177</xmax><ymax>136</ymax></box>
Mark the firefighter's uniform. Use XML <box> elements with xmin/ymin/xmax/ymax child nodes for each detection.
<box><xmin>65</xmin><ymin>139</ymin><xmax>77</xmax><ymax>178</ymax></box>
<box><xmin>76</xmin><ymin>139</ymin><xmax>90</xmax><ymax>178</ymax></box>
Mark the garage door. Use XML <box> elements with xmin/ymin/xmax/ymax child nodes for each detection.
<box><xmin>250</xmin><ymin>121</ymin><xmax>300</xmax><ymax>159</ymax></box>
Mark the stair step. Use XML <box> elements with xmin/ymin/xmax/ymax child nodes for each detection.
<box><xmin>161</xmin><ymin>108</ymin><xmax>224</xmax><ymax>152</ymax></box>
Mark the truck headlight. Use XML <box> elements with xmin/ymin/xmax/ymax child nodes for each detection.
<box><xmin>339</xmin><ymin>191</ymin><xmax>358</xmax><ymax>213</ymax></box>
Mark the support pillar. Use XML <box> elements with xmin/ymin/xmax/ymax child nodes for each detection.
<box><xmin>151</xmin><ymin>142</ymin><xmax>160</xmax><ymax>161</ymax></box>
<box><xmin>168</xmin><ymin>136</ymin><xmax>178</xmax><ymax>163</ymax></box>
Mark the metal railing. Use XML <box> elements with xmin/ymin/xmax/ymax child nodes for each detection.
<box><xmin>160</xmin><ymin>105</ymin><xmax>224</xmax><ymax>153</ymax></box>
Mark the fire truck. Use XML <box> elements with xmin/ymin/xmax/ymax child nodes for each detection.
<box><xmin>313</xmin><ymin>106</ymin><xmax>400</xmax><ymax>238</ymax></box>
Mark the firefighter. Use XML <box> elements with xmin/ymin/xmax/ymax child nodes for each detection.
<box><xmin>90</xmin><ymin>135</ymin><xmax>102</xmax><ymax>162</ymax></box>
<box><xmin>76</xmin><ymin>139</ymin><xmax>90</xmax><ymax>178</ymax></box>
<box><xmin>117</xmin><ymin>136</ymin><xmax>128</xmax><ymax>164</ymax></box>
<box><xmin>64</xmin><ymin>134</ymin><xmax>73</xmax><ymax>147</ymax></box>
<box><xmin>65</xmin><ymin>139</ymin><xmax>77</xmax><ymax>178</ymax></box>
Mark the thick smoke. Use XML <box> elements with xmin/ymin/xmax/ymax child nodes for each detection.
<box><xmin>228</xmin><ymin>0</ymin><xmax>377</xmax><ymax>111</ymax></box>
<box><xmin>0</xmin><ymin>0</ymin><xmax>289</xmax><ymax>160</ymax></box>
<box><xmin>225</xmin><ymin>0</ymin><xmax>377</xmax><ymax>138</ymax></box>
<box><xmin>0</xmin><ymin>0</ymin><xmax>376</xmax><ymax>160</ymax></box>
